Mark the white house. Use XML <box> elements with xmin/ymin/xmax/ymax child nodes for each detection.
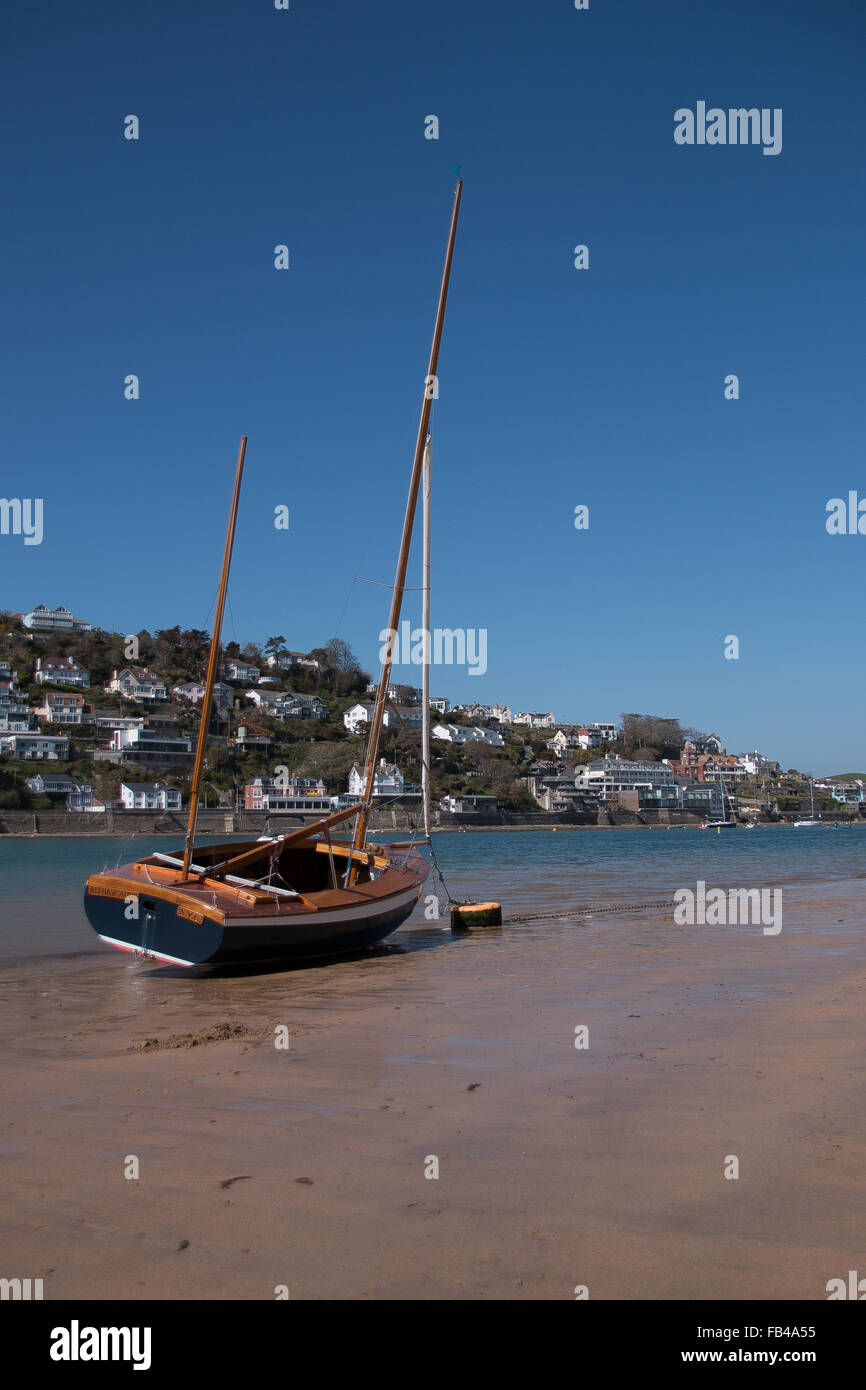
<box><xmin>440</xmin><ymin>793</ymin><xmax>499</xmax><ymax>814</ymax></box>
<box><xmin>491</xmin><ymin>703</ymin><xmax>512</xmax><ymax>724</ymax></box>
<box><xmin>111</xmin><ymin>726</ymin><xmax>193</xmax><ymax>767</ymax></box>
<box><xmin>90</xmin><ymin>712</ymin><xmax>144</xmax><ymax>734</ymax></box>
<box><xmin>347</xmin><ymin>759</ymin><xmax>405</xmax><ymax>799</ymax></box>
<box><xmin>736</xmin><ymin>750</ymin><xmax>780</xmax><ymax>777</ymax></box>
<box><xmin>343</xmin><ymin>703</ymin><xmax>421</xmax><ymax>734</ymax></box>
<box><xmin>25</xmin><ymin>773</ymin><xmax>96</xmax><ymax>811</ymax></box>
<box><xmin>588</xmin><ymin>721</ymin><xmax>618</xmax><ymax>744</ymax></box>
<box><xmin>513</xmin><ymin>710</ymin><xmax>555</xmax><ymax>729</ymax></box>
<box><xmin>247</xmin><ymin>690</ymin><xmax>329</xmax><ymax>720</ymax></box>
<box><xmin>366</xmin><ymin>681</ymin><xmax>423</xmax><ymax>705</ymax></box>
<box><xmin>108</xmin><ymin>668</ymin><xmax>168</xmax><ymax>702</ymax></box>
<box><xmin>172</xmin><ymin>680</ymin><xmax>233</xmax><ymax>710</ymax></box>
<box><xmin>35</xmin><ymin>691</ymin><xmax>85</xmax><ymax>724</ymax></box>
<box><xmin>344</xmin><ymin>703</ymin><xmax>375</xmax><ymax>733</ymax></box>
<box><xmin>21</xmin><ymin>604</ymin><xmax>91</xmax><ymax>633</ymax></box>
<box><xmin>826</xmin><ymin>779</ymin><xmax>865</xmax><ymax>804</ymax></box>
<box><xmin>172</xmin><ymin>680</ymin><xmax>206</xmax><ymax>703</ymax></box>
<box><xmin>222</xmin><ymin>660</ymin><xmax>261</xmax><ymax>683</ymax></box>
<box><xmin>0</xmin><ymin>676</ymin><xmax>33</xmax><ymax>731</ymax></box>
<box><xmin>453</xmin><ymin>702</ymin><xmax>493</xmax><ymax>721</ymax></box>
<box><xmin>266</xmin><ymin>651</ymin><xmax>320</xmax><ymax>671</ymax></box>
<box><xmin>33</xmin><ymin>656</ymin><xmax>90</xmax><ymax>687</ymax></box>
<box><xmin>574</xmin><ymin>757</ymin><xmax>677</xmax><ymax>800</ymax></box>
<box><xmin>119</xmin><ymin>781</ymin><xmax>182</xmax><ymax>810</ymax></box>
<box><xmin>0</xmin><ymin>716</ymin><xmax>31</xmax><ymax>734</ymax></box>
<box><xmin>432</xmin><ymin>723</ymin><xmax>504</xmax><ymax>747</ymax></box>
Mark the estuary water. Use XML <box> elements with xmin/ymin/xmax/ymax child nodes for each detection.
<box><xmin>0</xmin><ymin>825</ymin><xmax>863</xmax><ymax>965</ymax></box>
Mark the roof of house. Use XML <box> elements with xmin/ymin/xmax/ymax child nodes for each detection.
<box><xmin>26</xmin><ymin>775</ymin><xmax>85</xmax><ymax>790</ymax></box>
<box><xmin>120</xmin><ymin>781</ymin><xmax>178</xmax><ymax>793</ymax></box>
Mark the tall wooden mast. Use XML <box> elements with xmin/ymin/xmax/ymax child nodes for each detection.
<box><xmin>180</xmin><ymin>436</ymin><xmax>247</xmax><ymax>879</ymax></box>
<box><xmin>421</xmin><ymin>433</ymin><xmax>432</xmax><ymax>840</ymax></box>
<box><xmin>349</xmin><ymin>180</ymin><xmax>462</xmax><ymax>868</ymax></box>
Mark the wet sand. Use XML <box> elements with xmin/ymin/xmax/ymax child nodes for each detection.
<box><xmin>1</xmin><ymin>879</ymin><xmax>864</xmax><ymax>1300</ymax></box>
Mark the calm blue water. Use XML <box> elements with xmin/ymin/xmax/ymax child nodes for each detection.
<box><xmin>0</xmin><ymin>827</ymin><xmax>863</xmax><ymax>963</ymax></box>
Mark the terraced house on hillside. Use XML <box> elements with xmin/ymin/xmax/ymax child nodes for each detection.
<box><xmin>0</xmin><ymin>732</ymin><xmax>69</xmax><ymax>760</ymax></box>
<box><xmin>33</xmin><ymin>656</ymin><xmax>90</xmax><ymax>687</ymax></box>
<box><xmin>266</xmin><ymin>650</ymin><xmax>320</xmax><ymax>671</ymax></box>
<box><xmin>25</xmin><ymin>773</ymin><xmax>96</xmax><ymax>811</ymax></box>
<box><xmin>35</xmin><ymin>691</ymin><xmax>85</xmax><ymax>725</ymax></box>
<box><xmin>343</xmin><ymin>702</ymin><xmax>422</xmax><ymax>733</ymax></box>
<box><xmin>221</xmin><ymin>660</ymin><xmax>261</xmax><ymax>683</ymax></box>
<box><xmin>246</xmin><ymin>690</ymin><xmax>329</xmax><ymax>720</ymax></box>
<box><xmin>108</xmin><ymin>667</ymin><xmax>169</xmax><ymax>702</ymax></box>
<box><xmin>118</xmin><ymin>781</ymin><xmax>182</xmax><ymax>810</ymax></box>
<box><xmin>20</xmin><ymin>604</ymin><xmax>91</xmax><ymax>633</ymax></box>
<box><xmin>244</xmin><ymin>776</ymin><xmax>330</xmax><ymax>812</ymax></box>
<box><xmin>172</xmin><ymin>680</ymin><xmax>233</xmax><ymax>710</ymax></box>
<box><xmin>109</xmin><ymin>725</ymin><xmax>194</xmax><ymax>768</ymax></box>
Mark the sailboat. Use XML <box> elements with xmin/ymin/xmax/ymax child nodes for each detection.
<box><xmin>700</xmin><ymin>773</ymin><xmax>738</xmax><ymax>829</ymax></box>
<box><xmin>82</xmin><ymin>183</ymin><xmax>464</xmax><ymax>966</ymax></box>
<box><xmin>793</xmin><ymin>779</ymin><xmax>822</xmax><ymax>827</ymax></box>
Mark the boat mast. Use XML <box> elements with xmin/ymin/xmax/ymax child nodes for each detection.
<box><xmin>349</xmin><ymin>180</ymin><xmax>462</xmax><ymax>868</ymax></box>
<box><xmin>180</xmin><ymin>436</ymin><xmax>247</xmax><ymax>879</ymax></box>
<box><xmin>421</xmin><ymin>433</ymin><xmax>432</xmax><ymax>840</ymax></box>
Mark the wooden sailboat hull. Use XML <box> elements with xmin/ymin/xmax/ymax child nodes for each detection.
<box><xmin>84</xmin><ymin>841</ymin><xmax>428</xmax><ymax>967</ymax></box>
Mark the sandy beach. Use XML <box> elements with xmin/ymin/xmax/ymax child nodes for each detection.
<box><xmin>1</xmin><ymin>878</ymin><xmax>864</xmax><ymax>1301</ymax></box>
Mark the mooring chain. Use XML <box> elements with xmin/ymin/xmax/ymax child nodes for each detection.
<box><xmin>504</xmin><ymin>899</ymin><xmax>676</xmax><ymax>924</ymax></box>
<box><xmin>426</xmin><ymin>839</ymin><xmax>457</xmax><ymax>906</ymax></box>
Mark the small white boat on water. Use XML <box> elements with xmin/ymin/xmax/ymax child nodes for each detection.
<box><xmin>700</xmin><ymin>774</ymin><xmax>738</xmax><ymax>829</ymax></box>
<box><xmin>794</xmin><ymin>780</ymin><xmax>822</xmax><ymax>827</ymax></box>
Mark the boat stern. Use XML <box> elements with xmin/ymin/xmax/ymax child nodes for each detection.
<box><xmin>84</xmin><ymin>874</ymin><xmax>225</xmax><ymax>966</ymax></box>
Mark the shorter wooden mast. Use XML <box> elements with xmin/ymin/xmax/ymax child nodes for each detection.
<box><xmin>180</xmin><ymin>436</ymin><xmax>247</xmax><ymax>880</ymax></box>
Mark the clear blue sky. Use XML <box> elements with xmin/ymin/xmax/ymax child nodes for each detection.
<box><xmin>2</xmin><ymin>0</ymin><xmax>865</xmax><ymax>774</ymax></box>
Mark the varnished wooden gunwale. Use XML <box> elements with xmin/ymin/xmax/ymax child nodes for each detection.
<box><xmin>85</xmin><ymin>842</ymin><xmax>427</xmax><ymax>923</ymax></box>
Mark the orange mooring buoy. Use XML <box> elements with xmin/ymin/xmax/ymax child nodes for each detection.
<box><xmin>450</xmin><ymin>901</ymin><xmax>503</xmax><ymax>932</ymax></box>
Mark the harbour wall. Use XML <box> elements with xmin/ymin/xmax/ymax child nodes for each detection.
<box><xmin>0</xmin><ymin>806</ymin><xmax>860</xmax><ymax>836</ymax></box>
